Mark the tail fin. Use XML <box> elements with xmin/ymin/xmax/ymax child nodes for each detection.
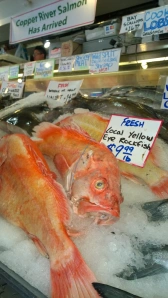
<box><xmin>50</xmin><ymin>244</ymin><xmax>99</xmax><ymax>298</ymax></box>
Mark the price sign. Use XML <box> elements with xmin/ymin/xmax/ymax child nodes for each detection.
<box><xmin>101</xmin><ymin>115</ymin><xmax>162</xmax><ymax>167</ymax></box>
<box><xmin>9</xmin><ymin>65</ymin><xmax>19</xmax><ymax>79</ymax></box>
<box><xmin>0</xmin><ymin>81</ymin><xmax>25</xmax><ymax>98</ymax></box>
<box><xmin>58</xmin><ymin>57</ymin><xmax>75</xmax><ymax>72</ymax></box>
<box><xmin>34</xmin><ymin>59</ymin><xmax>55</xmax><ymax>79</ymax></box>
<box><xmin>141</xmin><ymin>5</ymin><xmax>168</xmax><ymax>37</ymax></box>
<box><xmin>89</xmin><ymin>49</ymin><xmax>121</xmax><ymax>74</ymax></box>
<box><xmin>24</xmin><ymin>62</ymin><xmax>35</xmax><ymax>76</ymax></box>
<box><xmin>0</xmin><ymin>67</ymin><xmax>9</xmax><ymax>81</ymax></box>
<box><xmin>45</xmin><ymin>80</ymin><xmax>83</xmax><ymax>103</ymax></box>
<box><xmin>120</xmin><ymin>12</ymin><xmax>145</xmax><ymax>33</ymax></box>
<box><xmin>74</xmin><ymin>54</ymin><xmax>90</xmax><ymax>70</ymax></box>
<box><xmin>161</xmin><ymin>76</ymin><xmax>168</xmax><ymax>109</ymax></box>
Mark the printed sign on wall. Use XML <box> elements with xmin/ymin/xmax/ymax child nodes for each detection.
<box><xmin>10</xmin><ymin>0</ymin><xmax>97</xmax><ymax>44</ymax></box>
<box><xmin>101</xmin><ymin>115</ymin><xmax>162</xmax><ymax>167</ymax></box>
<box><xmin>9</xmin><ymin>65</ymin><xmax>19</xmax><ymax>79</ymax></box>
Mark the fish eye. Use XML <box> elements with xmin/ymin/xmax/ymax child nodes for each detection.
<box><xmin>95</xmin><ymin>180</ymin><xmax>105</xmax><ymax>189</ymax></box>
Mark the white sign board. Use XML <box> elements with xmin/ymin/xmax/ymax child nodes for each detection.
<box><xmin>10</xmin><ymin>0</ymin><xmax>97</xmax><ymax>44</ymax></box>
<box><xmin>34</xmin><ymin>59</ymin><xmax>55</xmax><ymax>79</ymax></box>
<box><xmin>0</xmin><ymin>67</ymin><xmax>9</xmax><ymax>81</ymax></box>
<box><xmin>89</xmin><ymin>49</ymin><xmax>121</xmax><ymax>74</ymax></box>
<box><xmin>9</xmin><ymin>65</ymin><xmax>19</xmax><ymax>79</ymax></box>
<box><xmin>74</xmin><ymin>53</ymin><xmax>90</xmax><ymax>70</ymax></box>
<box><xmin>120</xmin><ymin>12</ymin><xmax>145</xmax><ymax>34</ymax></box>
<box><xmin>141</xmin><ymin>5</ymin><xmax>168</xmax><ymax>37</ymax></box>
<box><xmin>58</xmin><ymin>56</ymin><xmax>75</xmax><ymax>72</ymax></box>
<box><xmin>101</xmin><ymin>115</ymin><xmax>162</xmax><ymax>167</ymax></box>
<box><xmin>161</xmin><ymin>76</ymin><xmax>168</xmax><ymax>109</ymax></box>
<box><xmin>0</xmin><ymin>81</ymin><xmax>24</xmax><ymax>98</ymax></box>
<box><xmin>45</xmin><ymin>80</ymin><xmax>83</xmax><ymax>103</ymax></box>
<box><xmin>24</xmin><ymin>61</ymin><xmax>35</xmax><ymax>76</ymax></box>
<box><xmin>49</xmin><ymin>48</ymin><xmax>61</xmax><ymax>59</ymax></box>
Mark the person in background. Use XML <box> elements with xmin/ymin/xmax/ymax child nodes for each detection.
<box><xmin>33</xmin><ymin>46</ymin><xmax>47</xmax><ymax>61</ymax></box>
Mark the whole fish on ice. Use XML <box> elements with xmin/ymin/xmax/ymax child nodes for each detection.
<box><xmin>33</xmin><ymin>123</ymin><xmax>123</xmax><ymax>225</ymax></box>
<box><xmin>56</xmin><ymin>111</ymin><xmax>168</xmax><ymax>199</ymax></box>
<box><xmin>0</xmin><ymin>133</ymin><xmax>99</xmax><ymax>298</ymax></box>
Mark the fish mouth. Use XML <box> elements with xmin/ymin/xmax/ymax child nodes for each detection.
<box><xmin>71</xmin><ymin>196</ymin><xmax>120</xmax><ymax>225</ymax></box>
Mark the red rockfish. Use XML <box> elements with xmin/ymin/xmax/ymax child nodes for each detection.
<box><xmin>56</xmin><ymin>111</ymin><xmax>168</xmax><ymax>199</ymax></box>
<box><xmin>33</xmin><ymin>122</ymin><xmax>123</xmax><ymax>225</ymax></box>
<box><xmin>0</xmin><ymin>134</ymin><xmax>99</xmax><ymax>298</ymax></box>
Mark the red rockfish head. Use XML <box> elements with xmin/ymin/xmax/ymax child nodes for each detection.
<box><xmin>70</xmin><ymin>146</ymin><xmax>123</xmax><ymax>225</ymax></box>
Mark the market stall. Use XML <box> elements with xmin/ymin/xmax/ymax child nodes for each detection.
<box><xmin>0</xmin><ymin>1</ymin><xmax>168</xmax><ymax>298</ymax></box>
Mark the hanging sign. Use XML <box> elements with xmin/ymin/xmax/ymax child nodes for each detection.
<box><xmin>49</xmin><ymin>48</ymin><xmax>61</xmax><ymax>59</ymax></box>
<box><xmin>0</xmin><ymin>67</ymin><xmax>9</xmax><ymax>81</ymax></box>
<box><xmin>45</xmin><ymin>80</ymin><xmax>83</xmax><ymax>103</ymax></box>
<box><xmin>89</xmin><ymin>49</ymin><xmax>121</xmax><ymax>74</ymax></box>
<box><xmin>9</xmin><ymin>65</ymin><xmax>19</xmax><ymax>79</ymax></box>
<box><xmin>10</xmin><ymin>0</ymin><xmax>97</xmax><ymax>44</ymax></box>
<box><xmin>101</xmin><ymin>115</ymin><xmax>162</xmax><ymax>167</ymax></box>
<box><xmin>0</xmin><ymin>81</ymin><xmax>24</xmax><ymax>98</ymax></box>
<box><xmin>34</xmin><ymin>59</ymin><xmax>55</xmax><ymax>79</ymax></box>
<box><xmin>74</xmin><ymin>53</ymin><xmax>90</xmax><ymax>70</ymax></box>
<box><xmin>161</xmin><ymin>77</ymin><xmax>168</xmax><ymax>109</ymax></box>
<box><xmin>24</xmin><ymin>61</ymin><xmax>35</xmax><ymax>76</ymax></box>
<box><xmin>141</xmin><ymin>5</ymin><xmax>168</xmax><ymax>37</ymax></box>
<box><xmin>120</xmin><ymin>12</ymin><xmax>145</xmax><ymax>34</ymax></box>
<box><xmin>58</xmin><ymin>56</ymin><xmax>75</xmax><ymax>72</ymax></box>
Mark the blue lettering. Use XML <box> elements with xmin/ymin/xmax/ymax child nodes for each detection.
<box><xmin>107</xmin><ymin>144</ymin><xmax>116</xmax><ymax>152</ymax></box>
<box><xmin>151</xmin><ymin>12</ymin><xmax>157</xmax><ymax>20</ymax></box>
<box><xmin>164</xmin><ymin>7</ymin><xmax>168</xmax><ymax>17</ymax></box>
<box><xmin>163</xmin><ymin>92</ymin><xmax>168</xmax><ymax>99</ymax></box>
<box><xmin>144</xmin><ymin>22</ymin><xmax>150</xmax><ymax>32</ymax></box>
<box><xmin>151</xmin><ymin>20</ymin><xmax>158</xmax><ymax>29</ymax></box>
<box><xmin>139</xmin><ymin>121</ymin><xmax>145</xmax><ymax>128</ymax></box>
<box><xmin>115</xmin><ymin>145</ymin><xmax>124</xmax><ymax>157</ymax></box>
<box><xmin>158</xmin><ymin>18</ymin><xmax>165</xmax><ymax>28</ymax></box>
<box><xmin>164</xmin><ymin>100</ymin><xmax>168</xmax><ymax>108</ymax></box>
<box><xmin>157</xmin><ymin>10</ymin><xmax>163</xmax><ymax>18</ymax></box>
<box><xmin>145</xmin><ymin>11</ymin><xmax>151</xmax><ymax>22</ymax></box>
<box><xmin>123</xmin><ymin>155</ymin><xmax>131</xmax><ymax>162</ymax></box>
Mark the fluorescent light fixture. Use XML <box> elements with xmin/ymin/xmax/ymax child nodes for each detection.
<box><xmin>141</xmin><ymin>62</ymin><xmax>148</xmax><ymax>69</ymax></box>
<box><xmin>44</xmin><ymin>40</ymin><xmax>50</xmax><ymax>48</ymax></box>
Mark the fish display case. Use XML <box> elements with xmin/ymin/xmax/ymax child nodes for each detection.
<box><xmin>0</xmin><ymin>59</ymin><xmax>168</xmax><ymax>298</ymax></box>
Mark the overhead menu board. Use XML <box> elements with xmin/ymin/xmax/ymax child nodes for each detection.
<box><xmin>10</xmin><ymin>0</ymin><xmax>97</xmax><ymax>44</ymax></box>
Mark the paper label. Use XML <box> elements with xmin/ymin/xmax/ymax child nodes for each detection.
<box><xmin>120</xmin><ymin>12</ymin><xmax>145</xmax><ymax>33</ymax></box>
<box><xmin>74</xmin><ymin>53</ymin><xmax>90</xmax><ymax>70</ymax></box>
<box><xmin>45</xmin><ymin>80</ymin><xmax>83</xmax><ymax>103</ymax></box>
<box><xmin>104</xmin><ymin>24</ymin><xmax>118</xmax><ymax>35</ymax></box>
<box><xmin>58</xmin><ymin>56</ymin><xmax>75</xmax><ymax>72</ymax></box>
<box><xmin>24</xmin><ymin>61</ymin><xmax>35</xmax><ymax>76</ymax></box>
<box><xmin>101</xmin><ymin>115</ymin><xmax>162</xmax><ymax>167</ymax></box>
<box><xmin>0</xmin><ymin>81</ymin><xmax>24</xmax><ymax>98</ymax></box>
<box><xmin>9</xmin><ymin>65</ymin><xmax>19</xmax><ymax>79</ymax></box>
<box><xmin>0</xmin><ymin>67</ymin><xmax>9</xmax><ymax>81</ymax></box>
<box><xmin>89</xmin><ymin>49</ymin><xmax>121</xmax><ymax>74</ymax></box>
<box><xmin>161</xmin><ymin>76</ymin><xmax>168</xmax><ymax>109</ymax></box>
<box><xmin>141</xmin><ymin>5</ymin><xmax>168</xmax><ymax>37</ymax></box>
<box><xmin>34</xmin><ymin>59</ymin><xmax>55</xmax><ymax>79</ymax></box>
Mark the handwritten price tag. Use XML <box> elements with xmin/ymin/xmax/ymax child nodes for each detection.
<box><xmin>58</xmin><ymin>57</ymin><xmax>75</xmax><ymax>72</ymax></box>
<box><xmin>89</xmin><ymin>49</ymin><xmax>121</xmax><ymax>74</ymax></box>
<box><xmin>101</xmin><ymin>115</ymin><xmax>162</xmax><ymax>167</ymax></box>
<box><xmin>0</xmin><ymin>81</ymin><xmax>24</xmax><ymax>98</ymax></box>
<box><xmin>45</xmin><ymin>80</ymin><xmax>83</xmax><ymax>103</ymax></box>
<box><xmin>120</xmin><ymin>12</ymin><xmax>145</xmax><ymax>33</ymax></box>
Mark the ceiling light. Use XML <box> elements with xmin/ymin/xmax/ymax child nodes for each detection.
<box><xmin>44</xmin><ymin>40</ymin><xmax>50</xmax><ymax>48</ymax></box>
